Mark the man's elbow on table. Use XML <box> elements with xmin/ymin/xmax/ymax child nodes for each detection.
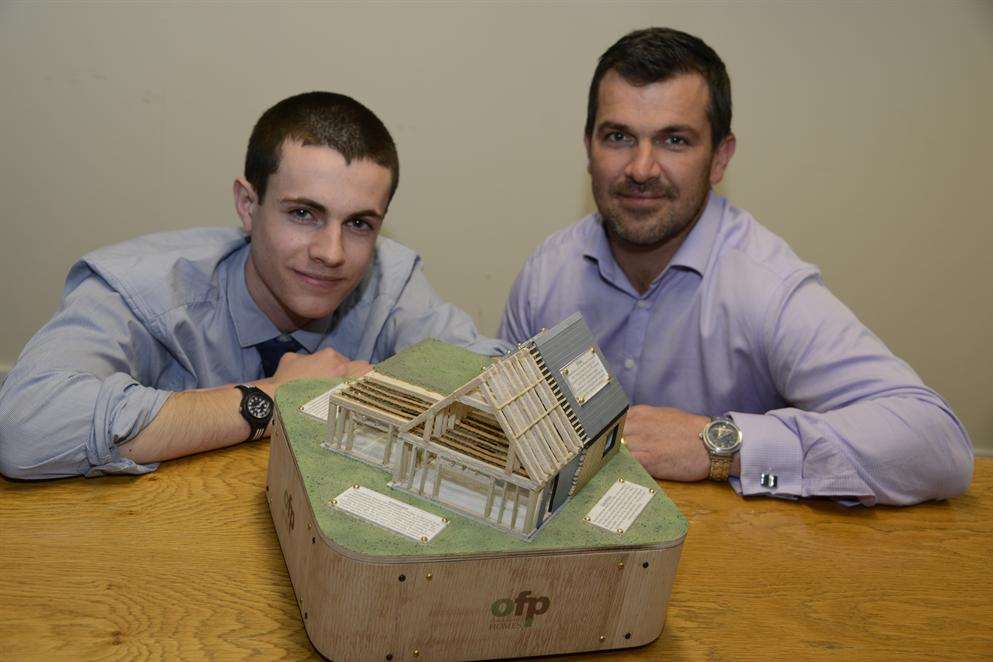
<box><xmin>0</xmin><ymin>388</ymin><xmax>84</xmax><ymax>480</ymax></box>
<box><xmin>878</xmin><ymin>413</ymin><xmax>975</xmax><ymax>506</ymax></box>
<box><xmin>0</xmin><ymin>419</ymin><xmax>62</xmax><ymax>480</ymax></box>
<box><xmin>930</xmin><ymin>434</ymin><xmax>975</xmax><ymax>503</ymax></box>
<box><xmin>922</xmin><ymin>405</ymin><xmax>975</xmax><ymax>502</ymax></box>
<box><xmin>882</xmin><ymin>453</ymin><xmax>974</xmax><ymax>506</ymax></box>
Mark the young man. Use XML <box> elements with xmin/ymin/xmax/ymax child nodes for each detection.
<box><xmin>0</xmin><ymin>91</ymin><xmax>509</xmax><ymax>480</ymax></box>
<box><xmin>499</xmin><ymin>28</ymin><xmax>972</xmax><ymax>505</ymax></box>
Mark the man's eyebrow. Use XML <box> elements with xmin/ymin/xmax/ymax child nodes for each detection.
<box><xmin>597</xmin><ymin>121</ymin><xmax>632</xmax><ymax>134</ymax></box>
<box><xmin>656</xmin><ymin>124</ymin><xmax>700</xmax><ymax>137</ymax></box>
<box><xmin>597</xmin><ymin>121</ymin><xmax>701</xmax><ymax>138</ymax></box>
<box><xmin>347</xmin><ymin>208</ymin><xmax>385</xmax><ymax>222</ymax></box>
<box><xmin>281</xmin><ymin>197</ymin><xmax>328</xmax><ymax>215</ymax></box>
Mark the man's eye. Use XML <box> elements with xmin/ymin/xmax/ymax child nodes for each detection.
<box><xmin>663</xmin><ymin>135</ymin><xmax>688</xmax><ymax>147</ymax></box>
<box><xmin>289</xmin><ymin>208</ymin><xmax>314</xmax><ymax>222</ymax></box>
<box><xmin>346</xmin><ymin>218</ymin><xmax>374</xmax><ymax>232</ymax></box>
<box><xmin>605</xmin><ymin>131</ymin><xmax>629</xmax><ymax>143</ymax></box>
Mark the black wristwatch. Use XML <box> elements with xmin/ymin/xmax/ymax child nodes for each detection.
<box><xmin>235</xmin><ymin>384</ymin><xmax>274</xmax><ymax>443</ymax></box>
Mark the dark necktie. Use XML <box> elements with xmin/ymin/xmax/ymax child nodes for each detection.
<box><xmin>255</xmin><ymin>334</ymin><xmax>303</xmax><ymax>378</ymax></box>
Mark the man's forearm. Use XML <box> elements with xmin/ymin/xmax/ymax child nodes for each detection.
<box><xmin>118</xmin><ymin>382</ymin><xmax>272</xmax><ymax>464</ymax></box>
<box><xmin>732</xmin><ymin>394</ymin><xmax>973</xmax><ymax>505</ymax></box>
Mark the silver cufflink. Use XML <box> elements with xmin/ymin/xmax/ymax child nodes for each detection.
<box><xmin>760</xmin><ymin>473</ymin><xmax>778</xmax><ymax>488</ymax></box>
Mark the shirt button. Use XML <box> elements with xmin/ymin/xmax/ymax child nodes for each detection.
<box><xmin>635</xmin><ymin>300</ymin><xmax>648</xmax><ymax>309</ymax></box>
<box><xmin>760</xmin><ymin>473</ymin><xmax>778</xmax><ymax>488</ymax></box>
<box><xmin>624</xmin><ymin>358</ymin><xmax>636</xmax><ymax>370</ymax></box>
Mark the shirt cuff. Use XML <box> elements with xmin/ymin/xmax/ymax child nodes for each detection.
<box><xmin>727</xmin><ymin>411</ymin><xmax>803</xmax><ymax>499</ymax></box>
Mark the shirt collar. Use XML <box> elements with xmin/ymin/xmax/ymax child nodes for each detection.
<box><xmin>581</xmin><ymin>190</ymin><xmax>723</xmax><ymax>286</ymax></box>
<box><xmin>668</xmin><ymin>191</ymin><xmax>722</xmax><ymax>276</ymax></box>
<box><xmin>581</xmin><ymin>212</ymin><xmax>622</xmax><ymax>280</ymax></box>
<box><xmin>226</xmin><ymin>244</ymin><xmax>335</xmax><ymax>353</ymax></box>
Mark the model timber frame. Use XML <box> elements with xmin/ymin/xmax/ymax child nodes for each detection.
<box><xmin>323</xmin><ymin>314</ymin><xmax>630</xmax><ymax>539</ymax></box>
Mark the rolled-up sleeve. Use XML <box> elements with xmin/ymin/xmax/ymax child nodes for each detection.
<box><xmin>0</xmin><ymin>272</ymin><xmax>173</xmax><ymax>479</ymax></box>
<box><xmin>729</xmin><ymin>272</ymin><xmax>973</xmax><ymax>505</ymax></box>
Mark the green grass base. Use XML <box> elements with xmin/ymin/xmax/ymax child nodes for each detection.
<box><xmin>277</xmin><ymin>379</ymin><xmax>687</xmax><ymax>558</ymax></box>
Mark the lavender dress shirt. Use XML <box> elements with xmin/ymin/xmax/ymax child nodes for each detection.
<box><xmin>499</xmin><ymin>193</ymin><xmax>972</xmax><ymax>505</ymax></box>
<box><xmin>0</xmin><ymin>228</ymin><xmax>511</xmax><ymax>480</ymax></box>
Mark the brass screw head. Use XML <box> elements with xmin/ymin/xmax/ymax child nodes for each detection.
<box><xmin>617</xmin><ymin>561</ymin><xmax>625</xmax><ymax>569</ymax></box>
<box><xmin>413</xmin><ymin>650</ymin><xmax>420</xmax><ymax>657</ymax></box>
<box><xmin>599</xmin><ymin>635</ymin><xmax>606</xmax><ymax>642</ymax></box>
<box><xmin>426</xmin><ymin>573</ymin><xmax>433</xmax><ymax>581</ymax></box>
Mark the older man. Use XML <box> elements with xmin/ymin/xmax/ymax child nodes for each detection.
<box><xmin>499</xmin><ymin>28</ymin><xmax>972</xmax><ymax>505</ymax></box>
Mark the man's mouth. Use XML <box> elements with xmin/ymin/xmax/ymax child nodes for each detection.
<box><xmin>616</xmin><ymin>192</ymin><xmax>668</xmax><ymax>209</ymax></box>
<box><xmin>612</xmin><ymin>183</ymin><xmax>677</xmax><ymax>204</ymax></box>
<box><xmin>619</xmin><ymin>192</ymin><xmax>665</xmax><ymax>200</ymax></box>
<box><xmin>293</xmin><ymin>269</ymin><xmax>343</xmax><ymax>289</ymax></box>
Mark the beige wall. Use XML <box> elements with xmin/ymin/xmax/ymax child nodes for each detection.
<box><xmin>1</xmin><ymin>1</ymin><xmax>990</xmax><ymax>453</ymax></box>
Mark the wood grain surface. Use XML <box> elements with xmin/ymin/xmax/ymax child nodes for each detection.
<box><xmin>1</xmin><ymin>443</ymin><xmax>990</xmax><ymax>661</ymax></box>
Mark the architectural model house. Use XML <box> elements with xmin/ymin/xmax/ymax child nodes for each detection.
<box><xmin>322</xmin><ymin>313</ymin><xmax>629</xmax><ymax>539</ymax></box>
<box><xmin>267</xmin><ymin>312</ymin><xmax>685</xmax><ymax>661</ymax></box>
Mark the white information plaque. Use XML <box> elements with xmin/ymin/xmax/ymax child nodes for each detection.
<box><xmin>561</xmin><ymin>347</ymin><xmax>609</xmax><ymax>405</ymax></box>
<box><xmin>585</xmin><ymin>479</ymin><xmax>653</xmax><ymax>534</ymax></box>
<box><xmin>330</xmin><ymin>485</ymin><xmax>448</xmax><ymax>542</ymax></box>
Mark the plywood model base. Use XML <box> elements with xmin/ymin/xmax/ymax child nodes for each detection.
<box><xmin>267</xmin><ymin>380</ymin><xmax>687</xmax><ymax>661</ymax></box>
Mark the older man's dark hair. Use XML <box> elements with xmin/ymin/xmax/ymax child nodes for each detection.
<box><xmin>585</xmin><ymin>27</ymin><xmax>732</xmax><ymax>147</ymax></box>
<box><xmin>245</xmin><ymin>91</ymin><xmax>399</xmax><ymax>202</ymax></box>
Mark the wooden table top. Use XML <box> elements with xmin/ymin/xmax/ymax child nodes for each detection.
<box><xmin>1</xmin><ymin>443</ymin><xmax>990</xmax><ymax>661</ymax></box>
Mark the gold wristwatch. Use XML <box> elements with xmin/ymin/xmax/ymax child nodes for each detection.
<box><xmin>699</xmin><ymin>415</ymin><xmax>743</xmax><ymax>481</ymax></box>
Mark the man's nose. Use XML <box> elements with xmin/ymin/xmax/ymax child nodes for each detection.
<box><xmin>308</xmin><ymin>224</ymin><xmax>346</xmax><ymax>267</ymax></box>
<box><xmin>625</xmin><ymin>142</ymin><xmax>662</xmax><ymax>183</ymax></box>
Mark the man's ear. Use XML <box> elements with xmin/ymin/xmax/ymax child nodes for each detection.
<box><xmin>709</xmin><ymin>133</ymin><xmax>737</xmax><ymax>186</ymax></box>
<box><xmin>233</xmin><ymin>177</ymin><xmax>258</xmax><ymax>234</ymax></box>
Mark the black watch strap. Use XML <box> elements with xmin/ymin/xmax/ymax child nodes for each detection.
<box><xmin>235</xmin><ymin>384</ymin><xmax>274</xmax><ymax>443</ymax></box>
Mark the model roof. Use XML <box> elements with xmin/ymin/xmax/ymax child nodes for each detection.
<box><xmin>530</xmin><ymin>313</ymin><xmax>629</xmax><ymax>444</ymax></box>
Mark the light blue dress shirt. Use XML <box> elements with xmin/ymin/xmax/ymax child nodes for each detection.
<box><xmin>0</xmin><ymin>228</ymin><xmax>511</xmax><ymax>479</ymax></box>
<box><xmin>499</xmin><ymin>193</ymin><xmax>973</xmax><ymax>505</ymax></box>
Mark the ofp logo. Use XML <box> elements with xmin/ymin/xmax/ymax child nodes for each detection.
<box><xmin>490</xmin><ymin>591</ymin><xmax>551</xmax><ymax>628</ymax></box>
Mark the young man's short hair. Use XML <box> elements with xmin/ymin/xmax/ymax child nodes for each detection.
<box><xmin>585</xmin><ymin>27</ymin><xmax>732</xmax><ymax>147</ymax></box>
<box><xmin>245</xmin><ymin>91</ymin><xmax>399</xmax><ymax>202</ymax></box>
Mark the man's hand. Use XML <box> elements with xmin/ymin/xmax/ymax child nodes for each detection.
<box><xmin>623</xmin><ymin>404</ymin><xmax>712</xmax><ymax>481</ymax></box>
<box><xmin>261</xmin><ymin>347</ymin><xmax>372</xmax><ymax>394</ymax></box>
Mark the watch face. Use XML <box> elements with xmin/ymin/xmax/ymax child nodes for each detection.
<box><xmin>706</xmin><ymin>420</ymin><xmax>741</xmax><ymax>452</ymax></box>
<box><xmin>246</xmin><ymin>393</ymin><xmax>273</xmax><ymax>421</ymax></box>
